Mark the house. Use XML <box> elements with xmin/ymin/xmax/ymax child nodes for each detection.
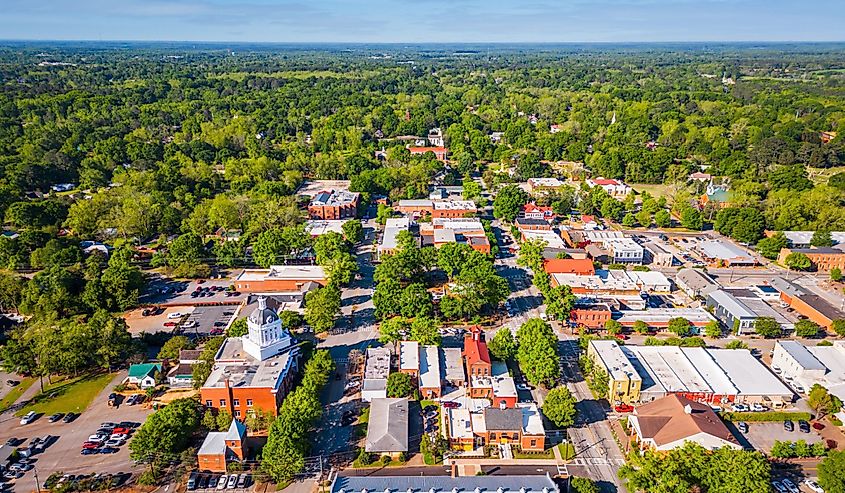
<box><xmin>200</xmin><ymin>297</ymin><xmax>300</xmax><ymax>417</ymax></box>
<box><xmin>234</xmin><ymin>265</ymin><xmax>327</xmax><ymax>293</ymax></box>
<box><xmin>628</xmin><ymin>395</ymin><xmax>741</xmax><ymax>451</ymax></box>
<box><xmin>308</xmin><ymin>190</ymin><xmax>360</xmax><ymax>220</ymax></box>
<box><xmin>480</xmin><ymin>404</ymin><xmax>546</xmax><ymax>452</ymax></box>
<box><xmin>210</xmin><ymin>227</ymin><xmax>242</xmax><ymax>243</ymax></box>
<box><xmin>427</xmin><ymin>128</ymin><xmax>444</xmax><ymax>147</ymax></box>
<box><xmin>699</xmin><ymin>185</ymin><xmax>731</xmax><ymax>210</ymax></box>
<box><xmin>408</xmin><ymin>146</ymin><xmax>448</xmax><ymax>162</ymax></box>
<box><xmin>491</xmin><ymin>361</ymin><xmax>518</xmax><ymax>409</ymax></box>
<box><xmin>586</xmin><ymin>177</ymin><xmax>631</xmax><ymax>198</ymax></box>
<box><xmin>490</xmin><ymin>132</ymin><xmax>504</xmax><ymax>144</ymax></box>
<box><xmin>197</xmin><ymin>419</ymin><xmax>247</xmax><ymax>472</ymax></box>
<box><xmin>603</xmin><ymin>238</ymin><xmax>644</xmax><ymax>264</ymax></box>
<box><xmin>706</xmin><ymin>289</ymin><xmax>757</xmax><ymax>334</ymax></box>
<box><xmin>821</xmin><ymin>131</ymin><xmax>838</xmax><ymax>144</ymax></box>
<box><xmin>580</xmin><ymin>215</ymin><xmax>601</xmax><ymax>230</ymax></box>
<box><xmin>526</xmin><ymin>178</ymin><xmax>564</xmax><ymax>192</ymax></box>
<box><xmin>521</xmin><ymin>203</ymin><xmax>555</xmax><ymax>221</ymax></box>
<box><xmin>675</xmin><ymin>268</ymin><xmax>719</xmax><ymax>299</ymax></box>
<box><xmin>362</xmin><ymin>347</ymin><xmax>391</xmax><ymax>402</ymax></box>
<box><xmin>521</xmin><ymin>230</ymin><xmax>567</xmax><ymax>250</ymax></box>
<box><xmin>330</xmin><ymin>474</ymin><xmax>560</xmax><ymax>493</ymax></box>
<box><xmin>777</xmin><ymin>247</ymin><xmax>845</xmax><ymax>272</ymax></box>
<box><xmin>126</xmin><ymin>363</ymin><xmax>162</xmax><ymax>389</ymax></box>
<box><xmin>365</xmin><ymin>398</ymin><xmax>409</xmax><ymax>458</ymax></box>
<box><xmin>689</xmin><ymin>172</ymin><xmax>712</xmax><ymax>182</ymax></box>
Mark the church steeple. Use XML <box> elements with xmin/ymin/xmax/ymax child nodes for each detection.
<box><xmin>242</xmin><ymin>296</ymin><xmax>292</xmax><ymax>361</ymax></box>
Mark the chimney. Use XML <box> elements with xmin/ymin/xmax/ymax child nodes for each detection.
<box><xmin>684</xmin><ymin>404</ymin><xmax>693</xmax><ymax>414</ymax></box>
<box><xmin>499</xmin><ymin>400</ymin><xmax>507</xmax><ymax>410</ymax></box>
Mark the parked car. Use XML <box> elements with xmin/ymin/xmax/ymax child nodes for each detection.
<box><xmin>803</xmin><ymin>479</ymin><xmax>824</xmax><ymax>493</ymax></box>
<box><xmin>88</xmin><ymin>434</ymin><xmax>108</xmax><ymax>443</ymax></box>
<box><xmin>208</xmin><ymin>475</ymin><xmax>220</xmax><ymax>489</ymax></box>
<box><xmin>198</xmin><ymin>475</ymin><xmax>209</xmax><ymax>489</ymax></box>
<box><xmin>772</xmin><ymin>481</ymin><xmax>787</xmax><ymax>493</ymax></box>
<box><xmin>63</xmin><ymin>412</ymin><xmax>79</xmax><ymax>423</ymax></box>
<box><xmin>730</xmin><ymin>404</ymin><xmax>749</xmax><ymax>412</ymax></box>
<box><xmin>236</xmin><ymin>474</ymin><xmax>248</xmax><ymax>489</ymax></box>
<box><xmin>614</xmin><ymin>404</ymin><xmax>634</xmax><ymax>413</ymax></box>
<box><xmin>799</xmin><ymin>420</ymin><xmax>811</xmax><ymax>433</ymax></box>
<box><xmin>784</xmin><ymin>420</ymin><xmax>795</xmax><ymax>432</ymax></box>
<box><xmin>167</xmin><ymin>312</ymin><xmax>183</xmax><ymax>319</ymax></box>
<box><xmin>226</xmin><ymin>474</ymin><xmax>238</xmax><ymax>489</ymax></box>
<box><xmin>104</xmin><ymin>439</ymin><xmax>124</xmax><ymax>448</ymax></box>
<box><xmin>812</xmin><ymin>422</ymin><xmax>825</xmax><ymax>430</ymax></box>
<box><xmin>80</xmin><ymin>448</ymin><xmax>99</xmax><ymax>455</ymax></box>
<box><xmin>442</xmin><ymin>401</ymin><xmax>460</xmax><ymax>409</ymax></box>
<box><xmin>6</xmin><ymin>380</ymin><xmax>20</xmax><ymax>387</ymax></box>
<box><xmin>216</xmin><ymin>475</ymin><xmax>228</xmax><ymax>490</ymax></box>
<box><xmin>781</xmin><ymin>479</ymin><xmax>799</xmax><ymax>493</ymax></box>
<box><xmin>47</xmin><ymin>413</ymin><xmax>64</xmax><ymax>423</ymax></box>
<box><xmin>737</xmin><ymin>422</ymin><xmax>748</xmax><ymax>434</ymax></box>
<box><xmin>187</xmin><ymin>473</ymin><xmax>198</xmax><ymax>491</ymax></box>
<box><xmin>750</xmin><ymin>403</ymin><xmax>767</xmax><ymax>412</ymax></box>
<box><xmin>20</xmin><ymin>411</ymin><xmax>37</xmax><ymax>425</ymax></box>
<box><xmin>100</xmin><ymin>421</ymin><xmax>118</xmax><ymax>428</ymax></box>
<box><xmin>516</xmin><ymin>383</ymin><xmax>532</xmax><ymax>391</ymax></box>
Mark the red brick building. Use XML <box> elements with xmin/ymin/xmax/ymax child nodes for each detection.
<box><xmin>408</xmin><ymin>146</ymin><xmax>448</xmax><ymax>162</ymax></box>
<box><xmin>308</xmin><ymin>190</ymin><xmax>360</xmax><ymax>220</ymax></box>
<box><xmin>543</xmin><ymin>258</ymin><xmax>596</xmax><ymax>276</ymax></box>
<box><xmin>197</xmin><ymin>419</ymin><xmax>247</xmax><ymax>473</ymax></box>
<box><xmin>234</xmin><ymin>265</ymin><xmax>327</xmax><ymax>293</ymax></box>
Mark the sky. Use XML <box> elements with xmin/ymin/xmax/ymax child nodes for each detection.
<box><xmin>1</xmin><ymin>0</ymin><xmax>843</xmax><ymax>43</ymax></box>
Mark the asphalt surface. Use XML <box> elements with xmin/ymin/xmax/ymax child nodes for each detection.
<box><xmin>0</xmin><ymin>372</ymin><xmax>152</xmax><ymax>492</ymax></box>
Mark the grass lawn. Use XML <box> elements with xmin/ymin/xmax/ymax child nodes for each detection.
<box><xmin>559</xmin><ymin>442</ymin><xmax>576</xmax><ymax>461</ymax></box>
<box><xmin>16</xmin><ymin>372</ymin><xmax>116</xmax><ymax>416</ymax></box>
<box><xmin>353</xmin><ymin>405</ymin><xmax>371</xmax><ymax>439</ymax></box>
<box><xmin>513</xmin><ymin>447</ymin><xmax>556</xmax><ymax>460</ymax></box>
<box><xmin>0</xmin><ymin>377</ymin><xmax>36</xmax><ymax>413</ymax></box>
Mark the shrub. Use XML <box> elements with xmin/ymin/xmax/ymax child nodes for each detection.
<box><xmin>720</xmin><ymin>411</ymin><xmax>812</xmax><ymax>422</ymax></box>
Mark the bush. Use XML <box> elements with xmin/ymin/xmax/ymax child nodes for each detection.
<box><xmin>721</xmin><ymin>411</ymin><xmax>812</xmax><ymax>422</ymax></box>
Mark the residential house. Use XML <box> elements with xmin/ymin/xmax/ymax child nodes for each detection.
<box><xmin>522</xmin><ymin>203</ymin><xmax>555</xmax><ymax>221</ymax></box>
<box><xmin>419</xmin><ymin>345</ymin><xmax>442</xmax><ymax>399</ymax></box>
<box><xmin>126</xmin><ymin>363</ymin><xmax>162</xmax><ymax>389</ymax></box>
<box><xmin>586</xmin><ymin>178</ymin><xmax>631</xmax><ymax>199</ymax></box>
<box><xmin>675</xmin><ymin>268</ymin><xmax>719</xmax><ymax>299</ymax></box>
<box><xmin>464</xmin><ymin>326</ymin><xmax>492</xmax><ymax>400</ymax></box>
<box><xmin>197</xmin><ymin>419</ymin><xmax>247</xmax><ymax>472</ymax></box>
<box><xmin>527</xmin><ymin>178</ymin><xmax>565</xmax><ymax>193</ymax></box>
<box><xmin>427</xmin><ymin>128</ymin><xmax>444</xmax><ymax>147</ymax></box>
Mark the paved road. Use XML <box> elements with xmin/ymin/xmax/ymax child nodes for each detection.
<box><xmin>0</xmin><ymin>372</ymin><xmax>152</xmax><ymax>492</ymax></box>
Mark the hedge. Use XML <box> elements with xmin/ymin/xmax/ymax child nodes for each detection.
<box><xmin>720</xmin><ymin>411</ymin><xmax>812</xmax><ymax>422</ymax></box>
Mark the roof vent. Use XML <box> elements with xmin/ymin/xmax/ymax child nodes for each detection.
<box><xmin>684</xmin><ymin>404</ymin><xmax>693</xmax><ymax>414</ymax></box>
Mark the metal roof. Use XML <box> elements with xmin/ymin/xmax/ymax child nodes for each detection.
<box><xmin>330</xmin><ymin>474</ymin><xmax>559</xmax><ymax>493</ymax></box>
<box><xmin>707</xmin><ymin>290</ymin><xmax>757</xmax><ymax>319</ymax></box>
<box><xmin>776</xmin><ymin>340</ymin><xmax>826</xmax><ymax>371</ymax></box>
<box><xmin>365</xmin><ymin>398</ymin><xmax>409</xmax><ymax>453</ymax></box>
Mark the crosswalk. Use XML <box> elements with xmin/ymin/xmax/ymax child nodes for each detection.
<box><xmin>569</xmin><ymin>457</ymin><xmax>626</xmax><ymax>466</ymax></box>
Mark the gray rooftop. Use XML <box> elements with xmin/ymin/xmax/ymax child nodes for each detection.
<box><xmin>698</xmin><ymin>240</ymin><xmax>755</xmax><ymax>263</ymax></box>
<box><xmin>483</xmin><ymin>407</ymin><xmax>523</xmax><ymax>431</ymax></box>
<box><xmin>365</xmin><ymin>398</ymin><xmax>409</xmax><ymax>453</ymax></box>
<box><xmin>708</xmin><ymin>290</ymin><xmax>757</xmax><ymax>319</ymax></box>
<box><xmin>777</xmin><ymin>340</ymin><xmax>827</xmax><ymax>371</ymax></box>
<box><xmin>204</xmin><ymin>340</ymin><xmax>297</xmax><ymax>390</ymax></box>
<box><xmin>442</xmin><ymin>347</ymin><xmax>465</xmax><ymax>382</ymax></box>
<box><xmin>330</xmin><ymin>474</ymin><xmax>559</xmax><ymax>493</ymax></box>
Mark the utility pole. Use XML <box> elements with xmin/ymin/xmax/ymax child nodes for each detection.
<box><xmin>34</xmin><ymin>466</ymin><xmax>41</xmax><ymax>493</ymax></box>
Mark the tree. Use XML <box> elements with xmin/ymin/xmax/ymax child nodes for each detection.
<box><xmin>129</xmin><ymin>398</ymin><xmax>202</xmax><ymax>472</ymax></box>
<box><xmin>833</xmin><ymin>320</ymin><xmax>845</xmax><ymax>337</ymax></box>
<box><xmin>754</xmin><ymin>317</ymin><xmax>782</xmax><ymax>338</ymax></box>
<box><xmin>726</xmin><ymin>340</ymin><xmax>749</xmax><ymax>350</ymax></box>
<box><xmin>785</xmin><ymin>252</ymin><xmax>812</xmax><ymax>271</ymax></box>
<box><xmin>400</xmin><ymin>283</ymin><xmax>434</xmax><ymax>318</ymax></box>
<box><xmin>667</xmin><ymin>317</ymin><xmax>691</xmax><ymax>337</ymax></box>
<box><xmin>622</xmin><ymin>213</ymin><xmax>636</xmax><ymax>227</ymax></box>
<box><xmin>252</xmin><ymin>228</ymin><xmax>287</xmax><ymax>268</ymax></box>
<box><xmin>831</xmin><ymin>267</ymin><xmax>842</xmax><ymax>282</ymax></box>
<box><xmin>167</xmin><ymin>233</ymin><xmax>205</xmax><ymax>269</ymax></box>
<box><xmin>756</xmin><ymin>232</ymin><xmax>788</xmax><ymax>260</ymax></box>
<box><xmin>632</xmin><ymin>320</ymin><xmax>649</xmax><ymax>334</ymax></box>
<box><xmin>192</xmin><ymin>337</ymin><xmax>225</xmax><ymax>389</ymax></box>
<box><xmin>304</xmin><ymin>284</ymin><xmax>341</xmax><ymax>333</ymax></box>
<box><xmin>654</xmin><ymin>209</ymin><xmax>671</xmax><ymax>228</ymax></box>
<box><xmin>570</xmin><ymin>477</ymin><xmax>600</xmax><ymax>493</ymax></box>
<box><xmin>341</xmin><ymin>220</ymin><xmax>363</xmax><ymax>244</ymax></box>
<box><xmin>488</xmin><ymin>328</ymin><xmax>518</xmax><ymax>361</ymax></box>
<box><xmin>493</xmin><ymin>185</ymin><xmax>529</xmax><ymax>222</ymax></box>
<box><xmin>157</xmin><ymin>336</ymin><xmax>195</xmax><ymax>360</ymax></box>
<box><xmin>704</xmin><ymin>320</ymin><xmax>722</xmax><ymax>338</ymax></box>
<box><xmin>635</xmin><ymin>210</ymin><xmax>651</xmax><ymax>228</ymax></box>
<box><xmin>378</xmin><ymin>316</ymin><xmax>409</xmax><ymax>344</ymax></box>
<box><xmin>542</xmin><ymin>387</ymin><xmax>577</xmax><ymax>428</ymax></box>
<box><xmin>680</xmin><ymin>206</ymin><xmax>703</xmax><ymax>230</ymax></box>
<box><xmin>516</xmin><ymin>319</ymin><xmax>560</xmax><ymax>387</ymax></box>
<box><xmin>604</xmin><ymin>319</ymin><xmax>622</xmax><ymax>336</ymax></box>
<box><xmin>437</xmin><ymin>242</ymin><xmax>473</xmax><ymax>280</ymax></box>
<box><xmin>373</xmin><ymin>278</ymin><xmax>402</xmax><ymax>320</ymax></box>
<box><xmin>808</xmin><ymin>384</ymin><xmax>843</xmax><ymax>417</ymax></box>
<box><xmin>794</xmin><ymin>319</ymin><xmax>821</xmax><ymax>338</ymax></box>
<box><xmin>812</xmin><ymin>230</ymin><xmax>835</xmax><ymax>248</ymax></box>
<box><xmin>386</xmin><ymin>372</ymin><xmax>413</xmax><ymax>398</ymax></box>
<box><xmin>227</xmin><ymin>318</ymin><xmax>248</xmax><ymax>337</ymax></box>
<box><xmin>409</xmin><ymin>317</ymin><xmax>441</xmax><ymax>346</ymax></box>
<box><xmin>818</xmin><ymin>450</ymin><xmax>845</xmax><ymax>493</ymax></box>
<box><xmin>545</xmin><ymin>284</ymin><xmax>576</xmax><ymax>321</ymax></box>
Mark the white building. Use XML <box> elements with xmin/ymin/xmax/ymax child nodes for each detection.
<box><xmin>362</xmin><ymin>347</ymin><xmax>391</xmax><ymax>402</ymax></box>
<box><xmin>772</xmin><ymin>340</ymin><xmax>845</xmax><ymax>398</ymax></box>
<box><xmin>604</xmin><ymin>238</ymin><xmax>644</xmax><ymax>264</ymax></box>
<box><xmin>586</xmin><ymin>177</ymin><xmax>632</xmax><ymax>198</ymax></box>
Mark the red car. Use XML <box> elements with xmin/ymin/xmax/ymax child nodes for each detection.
<box><xmin>112</xmin><ymin>427</ymin><xmax>130</xmax><ymax>435</ymax></box>
<box><xmin>614</xmin><ymin>333</ymin><xmax>628</xmax><ymax>341</ymax></box>
<box><xmin>442</xmin><ymin>401</ymin><xmax>460</xmax><ymax>409</ymax></box>
<box><xmin>614</xmin><ymin>404</ymin><xmax>634</xmax><ymax>413</ymax></box>
<box><xmin>163</xmin><ymin>322</ymin><xmax>177</xmax><ymax>327</ymax></box>
<box><xmin>81</xmin><ymin>442</ymin><xmax>100</xmax><ymax>449</ymax></box>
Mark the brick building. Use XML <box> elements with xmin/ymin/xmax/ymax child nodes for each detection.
<box><xmin>408</xmin><ymin>146</ymin><xmax>448</xmax><ymax>162</ymax></box>
<box><xmin>197</xmin><ymin>419</ymin><xmax>247</xmax><ymax>472</ymax></box>
<box><xmin>234</xmin><ymin>265</ymin><xmax>327</xmax><ymax>292</ymax></box>
<box><xmin>200</xmin><ymin>297</ymin><xmax>300</xmax><ymax>417</ymax></box>
<box><xmin>308</xmin><ymin>190</ymin><xmax>360</xmax><ymax>220</ymax></box>
<box><xmin>777</xmin><ymin>247</ymin><xmax>845</xmax><ymax>272</ymax></box>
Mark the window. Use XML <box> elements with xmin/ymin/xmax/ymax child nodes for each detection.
<box><xmin>530</xmin><ymin>439</ymin><xmax>537</xmax><ymax>447</ymax></box>
<box><xmin>246</xmin><ymin>399</ymin><xmax>253</xmax><ymax>407</ymax></box>
<box><xmin>233</xmin><ymin>399</ymin><xmax>240</xmax><ymax>407</ymax></box>
<box><xmin>220</xmin><ymin>399</ymin><xmax>227</xmax><ymax>407</ymax></box>
<box><xmin>205</xmin><ymin>400</ymin><xmax>212</xmax><ymax>407</ymax></box>
<box><xmin>234</xmin><ymin>410</ymin><xmax>241</xmax><ymax>418</ymax></box>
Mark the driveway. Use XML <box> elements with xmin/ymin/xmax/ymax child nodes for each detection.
<box><xmin>0</xmin><ymin>372</ymin><xmax>153</xmax><ymax>492</ymax></box>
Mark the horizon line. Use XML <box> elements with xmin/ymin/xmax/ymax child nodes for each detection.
<box><xmin>3</xmin><ymin>39</ymin><xmax>845</xmax><ymax>45</ymax></box>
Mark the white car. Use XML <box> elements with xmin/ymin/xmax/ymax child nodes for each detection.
<box><xmin>104</xmin><ymin>439</ymin><xmax>124</xmax><ymax>448</ymax></box>
<box><xmin>20</xmin><ymin>411</ymin><xmax>37</xmax><ymax>425</ymax></box>
<box><xmin>782</xmin><ymin>479</ymin><xmax>799</xmax><ymax>493</ymax></box>
<box><xmin>750</xmin><ymin>403</ymin><xmax>767</xmax><ymax>412</ymax></box>
<box><xmin>87</xmin><ymin>434</ymin><xmax>107</xmax><ymax>443</ymax></box>
<box><xmin>731</xmin><ymin>404</ymin><xmax>749</xmax><ymax>412</ymax></box>
<box><xmin>108</xmin><ymin>433</ymin><xmax>127</xmax><ymax>442</ymax></box>
<box><xmin>516</xmin><ymin>383</ymin><xmax>531</xmax><ymax>391</ymax></box>
<box><xmin>167</xmin><ymin>312</ymin><xmax>183</xmax><ymax>319</ymax></box>
<box><xmin>803</xmin><ymin>479</ymin><xmax>824</xmax><ymax>493</ymax></box>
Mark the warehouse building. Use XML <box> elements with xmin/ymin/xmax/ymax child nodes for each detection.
<box><xmin>772</xmin><ymin>340</ymin><xmax>845</xmax><ymax>399</ymax></box>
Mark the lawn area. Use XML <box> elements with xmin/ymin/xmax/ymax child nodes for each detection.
<box><xmin>513</xmin><ymin>446</ymin><xmax>556</xmax><ymax>460</ymax></box>
<box><xmin>0</xmin><ymin>377</ymin><xmax>36</xmax><ymax>413</ymax></box>
<box><xmin>353</xmin><ymin>405</ymin><xmax>370</xmax><ymax>439</ymax></box>
<box><xmin>16</xmin><ymin>372</ymin><xmax>116</xmax><ymax>416</ymax></box>
<box><xmin>559</xmin><ymin>442</ymin><xmax>576</xmax><ymax>461</ymax></box>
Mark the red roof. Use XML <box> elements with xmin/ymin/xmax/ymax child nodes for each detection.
<box><xmin>463</xmin><ymin>326</ymin><xmax>491</xmax><ymax>367</ymax></box>
<box><xmin>523</xmin><ymin>203</ymin><xmax>553</xmax><ymax>214</ymax></box>
<box><xmin>543</xmin><ymin>258</ymin><xmax>595</xmax><ymax>276</ymax></box>
<box><xmin>408</xmin><ymin>146</ymin><xmax>447</xmax><ymax>154</ymax></box>
<box><xmin>581</xmin><ymin>214</ymin><xmax>596</xmax><ymax>223</ymax></box>
<box><xmin>592</xmin><ymin>178</ymin><xmax>620</xmax><ymax>186</ymax></box>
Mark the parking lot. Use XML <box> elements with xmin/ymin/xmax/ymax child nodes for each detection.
<box><xmin>188</xmin><ymin>471</ymin><xmax>254</xmax><ymax>492</ymax></box>
<box><xmin>736</xmin><ymin>421</ymin><xmax>823</xmax><ymax>452</ymax></box>
<box><xmin>0</xmin><ymin>372</ymin><xmax>152</xmax><ymax>492</ymax></box>
<box><xmin>140</xmin><ymin>275</ymin><xmax>246</xmax><ymax>306</ymax></box>
<box><xmin>181</xmin><ymin>305</ymin><xmax>238</xmax><ymax>337</ymax></box>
